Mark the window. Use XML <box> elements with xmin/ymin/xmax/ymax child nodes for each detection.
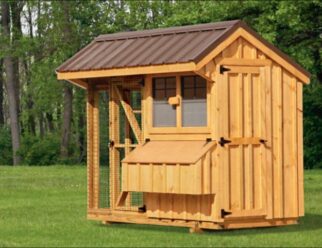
<box><xmin>151</xmin><ymin>75</ymin><xmax>207</xmax><ymax>128</ymax></box>
<box><xmin>152</xmin><ymin>77</ymin><xmax>176</xmax><ymax>127</ymax></box>
<box><xmin>181</xmin><ymin>76</ymin><xmax>207</xmax><ymax>127</ymax></box>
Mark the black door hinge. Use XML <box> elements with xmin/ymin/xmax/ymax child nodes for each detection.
<box><xmin>219</xmin><ymin>137</ymin><xmax>231</xmax><ymax>147</ymax></box>
<box><xmin>206</xmin><ymin>138</ymin><xmax>212</xmax><ymax>143</ymax></box>
<box><xmin>221</xmin><ymin>209</ymin><xmax>232</xmax><ymax>218</ymax></box>
<box><xmin>138</xmin><ymin>205</ymin><xmax>146</xmax><ymax>213</ymax></box>
<box><xmin>220</xmin><ymin>65</ymin><xmax>231</xmax><ymax>74</ymax></box>
<box><xmin>109</xmin><ymin>140</ymin><xmax>114</xmax><ymax>148</ymax></box>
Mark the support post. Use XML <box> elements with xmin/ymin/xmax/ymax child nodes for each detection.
<box><xmin>87</xmin><ymin>85</ymin><xmax>100</xmax><ymax>209</ymax></box>
<box><xmin>109</xmin><ymin>83</ymin><xmax>120</xmax><ymax>209</ymax></box>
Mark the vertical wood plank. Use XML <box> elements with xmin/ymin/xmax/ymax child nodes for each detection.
<box><xmin>176</xmin><ymin>75</ymin><xmax>182</xmax><ymax>128</ymax></box>
<box><xmin>203</xmin><ymin>151</ymin><xmax>211</xmax><ymax>194</ymax></box>
<box><xmin>244</xmin><ymin>73</ymin><xmax>253</xmax><ymax>210</ymax></box>
<box><xmin>251</xmin><ymin>70</ymin><xmax>263</xmax><ymax>211</ymax></box>
<box><xmin>87</xmin><ymin>86</ymin><xmax>94</xmax><ymax>209</ymax></box>
<box><xmin>109</xmin><ymin>84</ymin><xmax>120</xmax><ymax>209</ymax></box>
<box><xmin>292</xmin><ymin>76</ymin><xmax>299</xmax><ymax>217</ymax></box>
<box><xmin>297</xmin><ymin>82</ymin><xmax>304</xmax><ymax>216</ymax></box>
<box><xmin>221</xmin><ymin>72</ymin><xmax>230</xmax><ymax>210</ymax></box>
<box><xmin>260</xmin><ymin>67</ymin><xmax>267</xmax><ymax>212</ymax></box>
<box><xmin>92</xmin><ymin>89</ymin><xmax>100</xmax><ymax>209</ymax></box>
<box><xmin>265</xmin><ymin>65</ymin><xmax>273</xmax><ymax>219</ymax></box>
<box><xmin>283</xmin><ymin>71</ymin><xmax>297</xmax><ymax>217</ymax></box>
<box><xmin>272</xmin><ymin>64</ymin><xmax>283</xmax><ymax>218</ymax></box>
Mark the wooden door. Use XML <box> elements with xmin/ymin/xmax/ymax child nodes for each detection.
<box><xmin>217</xmin><ymin>64</ymin><xmax>268</xmax><ymax>219</ymax></box>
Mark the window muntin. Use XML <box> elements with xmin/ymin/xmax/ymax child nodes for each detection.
<box><xmin>181</xmin><ymin>76</ymin><xmax>207</xmax><ymax>127</ymax></box>
<box><xmin>152</xmin><ymin>77</ymin><xmax>176</xmax><ymax>127</ymax></box>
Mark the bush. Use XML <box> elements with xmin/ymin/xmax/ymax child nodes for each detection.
<box><xmin>18</xmin><ymin>134</ymin><xmax>60</xmax><ymax>166</ymax></box>
<box><xmin>0</xmin><ymin>127</ymin><xmax>13</xmax><ymax>165</ymax></box>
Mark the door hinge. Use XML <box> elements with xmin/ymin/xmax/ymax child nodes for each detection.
<box><xmin>219</xmin><ymin>137</ymin><xmax>231</xmax><ymax>147</ymax></box>
<box><xmin>221</xmin><ymin>209</ymin><xmax>232</xmax><ymax>218</ymax></box>
<box><xmin>220</xmin><ymin>65</ymin><xmax>231</xmax><ymax>74</ymax></box>
<box><xmin>138</xmin><ymin>205</ymin><xmax>146</xmax><ymax>213</ymax></box>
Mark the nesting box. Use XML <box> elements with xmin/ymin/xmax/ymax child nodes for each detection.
<box><xmin>56</xmin><ymin>20</ymin><xmax>310</xmax><ymax>231</ymax></box>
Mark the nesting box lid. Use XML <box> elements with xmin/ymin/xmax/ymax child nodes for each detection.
<box><xmin>122</xmin><ymin>140</ymin><xmax>216</xmax><ymax>164</ymax></box>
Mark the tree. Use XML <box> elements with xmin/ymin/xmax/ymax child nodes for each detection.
<box><xmin>0</xmin><ymin>59</ymin><xmax>4</xmax><ymax>126</ymax></box>
<box><xmin>1</xmin><ymin>1</ymin><xmax>21</xmax><ymax>165</ymax></box>
<box><xmin>60</xmin><ymin>1</ymin><xmax>74</xmax><ymax>159</ymax></box>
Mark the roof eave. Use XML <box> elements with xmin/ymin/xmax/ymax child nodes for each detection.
<box><xmin>56</xmin><ymin>62</ymin><xmax>197</xmax><ymax>80</ymax></box>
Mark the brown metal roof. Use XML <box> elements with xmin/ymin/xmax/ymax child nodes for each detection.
<box><xmin>56</xmin><ymin>20</ymin><xmax>310</xmax><ymax>78</ymax></box>
<box><xmin>57</xmin><ymin>20</ymin><xmax>239</xmax><ymax>72</ymax></box>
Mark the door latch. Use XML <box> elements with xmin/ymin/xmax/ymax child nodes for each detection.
<box><xmin>219</xmin><ymin>137</ymin><xmax>231</xmax><ymax>147</ymax></box>
<box><xmin>220</xmin><ymin>65</ymin><xmax>231</xmax><ymax>74</ymax></box>
<box><xmin>221</xmin><ymin>209</ymin><xmax>232</xmax><ymax>218</ymax></box>
<box><xmin>259</xmin><ymin>139</ymin><xmax>267</xmax><ymax>144</ymax></box>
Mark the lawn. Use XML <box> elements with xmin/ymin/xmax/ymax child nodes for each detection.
<box><xmin>0</xmin><ymin>166</ymin><xmax>322</xmax><ymax>247</ymax></box>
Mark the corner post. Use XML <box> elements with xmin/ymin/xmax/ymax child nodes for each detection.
<box><xmin>87</xmin><ymin>84</ymin><xmax>100</xmax><ymax>210</ymax></box>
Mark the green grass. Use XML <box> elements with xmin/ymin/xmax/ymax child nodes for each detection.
<box><xmin>0</xmin><ymin>166</ymin><xmax>322</xmax><ymax>247</ymax></box>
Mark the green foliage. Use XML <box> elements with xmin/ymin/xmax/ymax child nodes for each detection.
<box><xmin>0</xmin><ymin>127</ymin><xmax>13</xmax><ymax>165</ymax></box>
<box><xmin>18</xmin><ymin>134</ymin><xmax>60</xmax><ymax>166</ymax></box>
<box><xmin>304</xmin><ymin>84</ymin><xmax>322</xmax><ymax>169</ymax></box>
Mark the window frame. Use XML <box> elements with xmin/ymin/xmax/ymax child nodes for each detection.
<box><xmin>146</xmin><ymin>73</ymin><xmax>211</xmax><ymax>135</ymax></box>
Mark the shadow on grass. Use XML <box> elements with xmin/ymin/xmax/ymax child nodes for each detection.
<box><xmin>95</xmin><ymin>213</ymin><xmax>322</xmax><ymax>235</ymax></box>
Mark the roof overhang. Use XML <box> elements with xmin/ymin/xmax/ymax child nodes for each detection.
<box><xmin>56</xmin><ymin>62</ymin><xmax>196</xmax><ymax>81</ymax></box>
<box><xmin>56</xmin><ymin>22</ymin><xmax>310</xmax><ymax>86</ymax></box>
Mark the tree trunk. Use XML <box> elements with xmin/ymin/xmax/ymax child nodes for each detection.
<box><xmin>60</xmin><ymin>84</ymin><xmax>73</xmax><ymax>158</ymax></box>
<box><xmin>60</xmin><ymin>1</ymin><xmax>74</xmax><ymax>159</ymax></box>
<box><xmin>10</xmin><ymin>1</ymin><xmax>22</xmax><ymax>113</ymax></box>
<box><xmin>46</xmin><ymin>112</ymin><xmax>54</xmax><ymax>133</ymax></box>
<box><xmin>23</xmin><ymin>2</ymin><xmax>36</xmax><ymax>135</ymax></box>
<box><xmin>2</xmin><ymin>1</ymin><xmax>21</xmax><ymax>165</ymax></box>
<box><xmin>39</xmin><ymin>113</ymin><xmax>45</xmax><ymax>138</ymax></box>
<box><xmin>0</xmin><ymin>59</ymin><xmax>4</xmax><ymax>126</ymax></box>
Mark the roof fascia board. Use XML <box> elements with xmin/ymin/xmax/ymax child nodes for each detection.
<box><xmin>195</xmin><ymin>27</ymin><xmax>310</xmax><ymax>84</ymax></box>
<box><xmin>57</xmin><ymin>62</ymin><xmax>196</xmax><ymax>80</ymax></box>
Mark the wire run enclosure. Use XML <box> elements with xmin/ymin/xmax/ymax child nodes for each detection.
<box><xmin>56</xmin><ymin>20</ymin><xmax>310</xmax><ymax>231</ymax></box>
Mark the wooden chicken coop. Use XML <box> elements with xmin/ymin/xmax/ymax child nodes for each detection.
<box><xmin>56</xmin><ymin>20</ymin><xmax>310</xmax><ymax>232</ymax></box>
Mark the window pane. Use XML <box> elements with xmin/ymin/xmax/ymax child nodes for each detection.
<box><xmin>154</xmin><ymin>89</ymin><xmax>165</xmax><ymax>100</ymax></box>
<box><xmin>181</xmin><ymin>76</ymin><xmax>207</xmax><ymax>127</ymax></box>
<box><xmin>183</xmin><ymin>88</ymin><xmax>194</xmax><ymax>99</ymax></box>
<box><xmin>166</xmin><ymin>88</ymin><xmax>176</xmax><ymax>98</ymax></box>
<box><xmin>152</xmin><ymin>77</ymin><xmax>176</xmax><ymax>127</ymax></box>
<box><xmin>166</xmin><ymin>77</ymin><xmax>176</xmax><ymax>89</ymax></box>
<box><xmin>154</xmin><ymin>78</ymin><xmax>165</xmax><ymax>89</ymax></box>
<box><xmin>196</xmin><ymin>76</ymin><xmax>206</xmax><ymax>87</ymax></box>
<box><xmin>182</xmin><ymin>99</ymin><xmax>207</xmax><ymax>127</ymax></box>
<box><xmin>153</xmin><ymin>101</ymin><xmax>176</xmax><ymax>127</ymax></box>
<box><xmin>195</xmin><ymin>87</ymin><xmax>206</xmax><ymax>98</ymax></box>
<box><xmin>182</xmin><ymin>76</ymin><xmax>194</xmax><ymax>88</ymax></box>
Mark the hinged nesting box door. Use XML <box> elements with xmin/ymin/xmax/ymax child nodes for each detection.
<box><xmin>217</xmin><ymin>65</ymin><xmax>269</xmax><ymax>219</ymax></box>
